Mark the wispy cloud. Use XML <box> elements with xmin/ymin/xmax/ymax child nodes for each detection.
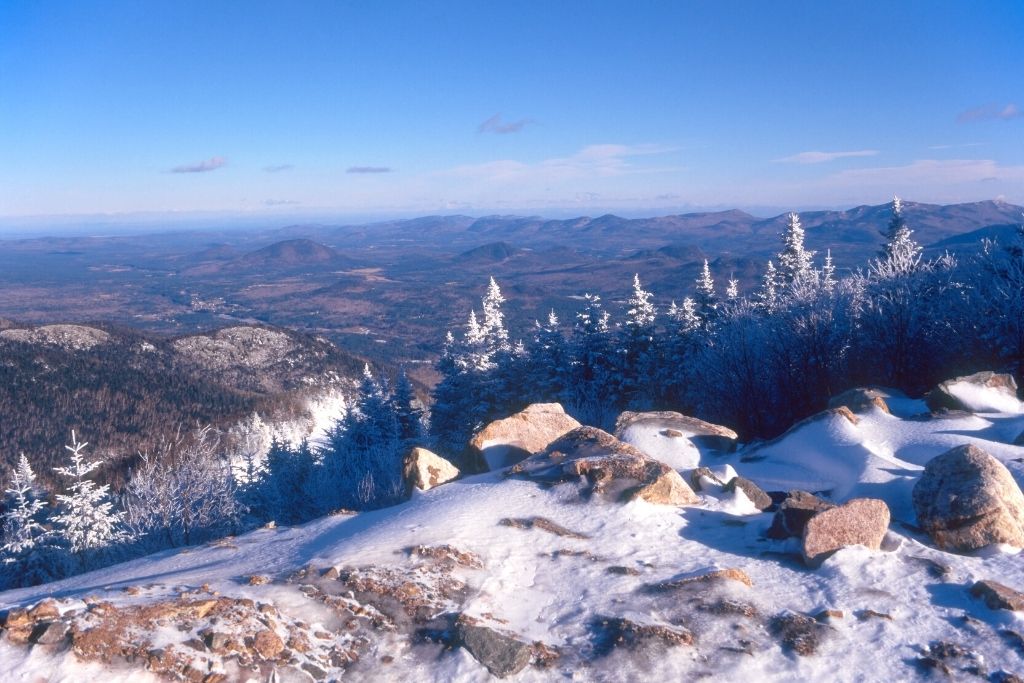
<box><xmin>169</xmin><ymin>156</ymin><xmax>227</xmax><ymax>173</ymax></box>
<box><xmin>346</xmin><ymin>166</ymin><xmax>393</xmax><ymax>174</ymax></box>
<box><xmin>443</xmin><ymin>143</ymin><xmax>679</xmax><ymax>183</ymax></box>
<box><xmin>478</xmin><ymin>113</ymin><xmax>533</xmax><ymax>134</ymax></box>
<box><xmin>263</xmin><ymin>164</ymin><xmax>294</xmax><ymax>173</ymax></box>
<box><xmin>775</xmin><ymin>150</ymin><xmax>879</xmax><ymax>164</ymax></box>
<box><xmin>264</xmin><ymin>199</ymin><xmax>300</xmax><ymax>206</ymax></box>
<box><xmin>927</xmin><ymin>142</ymin><xmax>986</xmax><ymax>150</ymax></box>
<box><xmin>957</xmin><ymin>103</ymin><xmax>1023</xmax><ymax>123</ymax></box>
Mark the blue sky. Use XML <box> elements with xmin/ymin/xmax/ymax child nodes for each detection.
<box><xmin>1</xmin><ymin>1</ymin><xmax>1022</xmax><ymax>220</ymax></box>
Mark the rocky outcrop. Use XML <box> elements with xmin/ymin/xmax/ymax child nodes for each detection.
<box><xmin>828</xmin><ymin>387</ymin><xmax>891</xmax><ymax>414</ymax></box>
<box><xmin>801</xmin><ymin>498</ymin><xmax>890</xmax><ymax>567</ymax></box>
<box><xmin>925</xmin><ymin>371</ymin><xmax>1021</xmax><ymax>413</ymax></box>
<box><xmin>970</xmin><ymin>580</ymin><xmax>1024</xmax><ymax>611</ymax></box>
<box><xmin>402</xmin><ymin>447</ymin><xmax>460</xmax><ymax>494</ymax></box>
<box><xmin>455</xmin><ymin>617</ymin><xmax>533</xmax><ymax>678</ymax></box>
<box><xmin>469</xmin><ymin>403</ymin><xmax>581</xmax><ymax>470</ymax></box>
<box><xmin>511</xmin><ymin>427</ymin><xmax>699</xmax><ymax>506</ymax></box>
<box><xmin>766</xmin><ymin>491</ymin><xmax>836</xmax><ymax>540</ymax></box>
<box><xmin>912</xmin><ymin>444</ymin><xmax>1024</xmax><ymax>551</ymax></box>
<box><xmin>615</xmin><ymin>410</ymin><xmax>738</xmax><ymax>467</ymax></box>
<box><xmin>723</xmin><ymin>477</ymin><xmax>773</xmax><ymax>511</ymax></box>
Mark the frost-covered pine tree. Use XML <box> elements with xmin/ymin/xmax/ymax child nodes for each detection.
<box><xmin>1</xmin><ymin>454</ymin><xmax>59</xmax><ymax>587</ymax></box>
<box><xmin>755</xmin><ymin>260</ymin><xmax>781</xmax><ymax>313</ymax></box>
<box><xmin>526</xmin><ymin>310</ymin><xmax>569</xmax><ymax>402</ymax></box>
<box><xmin>694</xmin><ymin>259</ymin><xmax>718</xmax><ymax>328</ymax></box>
<box><xmin>619</xmin><ymin>274</ymin><xmax>658</xmax><ymax>407</ymax></box>
<box><xmin>822</xmin><ymin>249</ymin><xmax>837</xmax><ymax>293</ymax></box>
<box><xmin>567</xmin><ymin>293</ymin><xmax>617</xmax><ymax>426</ymax></box>
<box><xmin>462</xmin><ymin>310</ymin><xmax>492</xmax><ymax>372</ymax></box>
<box><xmin>52</xmin><ymin>432</ymin><xmax>129</xmax><ymax>564</ymax></box>
<box><xmin>391</xmin><ymin>365</ymin><xmax>425</xmax><ymax>443</ymax></box>
<box><xmin>726</xmin><ymin>277</ymin><xmax>740</xmax><ymax>301</ymax></box>
<box><xmin>481</xmin><ymin>276</ymin><xmax>511</xmax><ymax>356</ymax></box>
<box><xmin>879</xmin><ymin>196</ymin><xmax>922</xmax><ymax>275</ymax></box>
<box><xmin>777</xmin><ymin>212</ymin><xmax>816</xmax><ymax>284</ymax></box>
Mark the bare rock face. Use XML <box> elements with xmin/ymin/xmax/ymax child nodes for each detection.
<box><xmin>801</xmin><ymin>498</ymin><xmax>891</xmax><ymax>567</ymax></box>
<box><xmin>766</xmin><ymin>491</ymin><xmax>836</xmax><ymax>540</ymax></box>
<box><xmin>970</xmin><ymin>580</ymin><xmax>1024</xmax><ymax>611</ymax></box>
<box><xmin>511</xmin><ymin>426</ymin><xmax>699</xmax><ymax>506</ymax></box>
<box><xmin>828</xmin><ymin>387</ymin><xmax>891</xmax><ymax>415</ymax></box>
<box><xmin>402</xmin><ymin>447</ymin><xmax>460</xmax><ymax>494</ymax></box>
<box><xmin>925</xmin><ymin>371</ymin><xmax>1021</xmax><ymax>413</ymax></box>
<box><xmin>469</xmin><ymin>403</ymin><xmax>581</xmax><ymax>470</ymax></box>
<box><xmin>455</xmin><ymin>617</ymin><xmax>533</xmax><ymax>678</ymax></box>
<box><xmin>913</xmin><ymin>444</ymin><xmax>1024</xmax><ymax>552</ymax></box>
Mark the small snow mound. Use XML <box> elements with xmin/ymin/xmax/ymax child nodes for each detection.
<box><xmin>0</xmin><ymin>324</ymin><xmax>111</xmax><ymax>350</ymax></box>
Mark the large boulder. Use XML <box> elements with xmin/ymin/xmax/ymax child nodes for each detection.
<box><xmin>615</xmin><ymin>411</ymin><xmax>737</xmax><ymax>469</ymax></box>
<box><xmin>511</xmin><ymin>426</ymin><xmax>699</xmax><ymax>506</ymax></box>
<box><xmin>801</xmin><ymin>498</ymin><xmax>890</xmax><ymax>567</ymax></box>
<box><xmin>913</xmin><ymin>444</ymin><xmax>1024</xmax><ymax>552</ymax></box>
<box><xmin>766</xmin><ymin>491</ymin><xmax>836</xmax><ymax>540</ymax></box>
<box><xmin>455</xmin><ymin>617</ymin><xmax>533</xmax><ymax>678</ymax></box>
<box><xmin>925</xmin><ymin>371</ymin><xmax>1022</xmax><ymax>414</ymax></box>
<box><xmin>828</xmin><ymin>387</ymin><xmax>891</xmax><ymax>415</ymax></box>
<box><xmin>402</xmin><ymin>447</ymin><xmax>460</xmax><ymax>494</ymax></box>
<box><xmin>469</xmin><ymin>403</ymin><xmax>581</xmax><ymax>470</ymax></box>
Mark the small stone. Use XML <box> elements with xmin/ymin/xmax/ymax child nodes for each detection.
<box><xmin>814</xmin><ymin>609</ymin><xmax>844</xmax><ymax>622</ymax></box>
<box><xmin>248</xmin><ymin>575</ymin><xmax>271</xmax><ymax>586</ymax></box>
<box><xmin>723</xmin><ymin>476</ymin><xmax>773</xmax><ymax>511</ymax></box>
<box><xmin>456</xmin><ymin>617</ymin><xmax>533</xmax><ymax>678</ymax></box>
<box><xmin>855</xmin><ymin>609</ymin><xmax>892</xmax><ymax>621</ymax></box>
<box><xmin>321</xmin><ymin>566</ymin><xmax>340</xmax><ymax>580</ymax></box>
<box><xmin>766</xmin><ymin>490</ymin><xmax>835</xmax><ymax>540</ymax></box>
<box><xmin>252</xmin><ymin>629</ymin><xmax>285</xmax><ymax>660</ymax></box>
<box><xmin>689</xmin><ymin>467</ymin><xmax>725</xmax><ymax>492</ymax></box>
<box><xmin>29</xmin><ymin>620</ymin><xmax>70</xmax><ymax>645</ymax></box>
<box><xmin>770</xmin><ymin>612</ymin><xmax>829</xmax><ymax>656</ymax></box>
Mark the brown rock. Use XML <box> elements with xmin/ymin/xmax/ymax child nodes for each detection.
<box><xmin>770</xmin><ymin>612</ymin><xmax>829</xmax><ymax>656</ymax></box>
<box><xmin>593</xmin><ymin>616</ymin><xmax>694</xmax><ymax>653</ymax></box>
<box><xmin>27</xmin><ymin>599</ymin><xmax>61</xmax><ymax>622</ymax></box>
<box><xmin>455</xmin><ymin>617</ymin><xmax>533</xmax><ymax>678</ymax></box>
<box><xmin>766</xmin><ymin>491</ymin><xmax>836</xmax><ymax>539</ymax></box>
<box><xmin>913</xmin><ymin>444</ymin><xmax>1024</xmax><ymax>551</ymax></box>
<box><xmin>402</xmin><ymin>446</ymin><xmax>460</xmax><ymax>493</ymax></box>
<box><xmin>723</xmin><ymin>476</ymin><xmax>772</xmax><ymax>511</ymax></box>
<box><xmin>1</xmin><ymin>608</ymin><xmax>30</xmax><ymax>629</ymax></box>
<box><xmin>815</xmin><ymin>609</ymin><xmax>844</xmax><ymax>622</ymax></box>
<box><xmin>469</xmin><ymin>403</ymin><xmax>581</xmax><ymax>470</ymax></box>
<box><xmin>499</xmin><ymin>516</ymin><xmax>589</xmax><ymax>539</ymax></box>
<box><xmin>970</xmin><ymin>580</ymin><xmax>1024</xmax><ymax>611</ymax></box>
<box><xmin>631</xmin><ymin>468</ymin><xmax>699</xmax><ymax>506</ymax></box>
<box><xmin>30</xmin><ymin>620</ymin><xmax>70</xmax><ymax>645</ymax></box>
<box><xmin>648</xmin><ymin>567</ymin><xmax>753</xmax><ymax>591</ymax></box>
<box><xmin>828</xmin><ymin>387</ymin><xmax>891</xmax><ymax>414</ymax></box>
<box><xmin>801</xmin><ymin>498</ymin><xmax>890</xmax><ymax>567</ymax></box>
<box><xmin>247</xmin><ymin>575</ymin><xmax>271</xmax><ymax>586</ymax></box>
<box><xmin>252</xmin><ymin>629</ymin><xmax>285</xmax><ymax>660</ymax></box>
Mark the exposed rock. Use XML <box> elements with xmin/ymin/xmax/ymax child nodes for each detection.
<box><xmin>828</xmin><ymin>387</ymin><xmax>891</xmax><ymax>414</ymax></box>
<box><xmin>30</xmin><ymin>620</ymin><xmax>70</xmax><ymax>645</ymax></box>
<box><xmin>0</xmin><ymin>324</ymin><xmax>110</xmax><ymax>350</ymax></box>
<box><xmin>801</xmin><ymin>498</ymin><xmax>890</xmax><ymax>567</ymax></box>
<box><xmin>855</xmin><ymin>609</ymin><xmax>892</xmax><ymax>621</ymax></box>
<box><xmin>770</xmin><ymin>612</ymin><xmax>829</xmax><ymax>656</ymax></box>
<box><xmin>766</xmin><ymin>491</ymin><xmax>836</xmax><ymax>540</ymax></box>
<box><xmin>723</xmin><ymin>477</ymin><xmax>773</xmax><ymax>511</ymax></box>
<box><xmin>615</xmin><ymin>410</ymin><xmax>738</xmax><ymax>454</ymax></box>
<box><xmin>27</xmin><ymin>599</ymin><xmax>61</xmax><ymax>622</ymax></box>
<box><xmin>591</xmin><ymin>616</ymin><xmax>693</xmax><ymax>656</ymax></box>
<box><xmin>499</xmin><ymin>516</ymin><xmax>589</xmax><ymax>539</ymax></box>
<box><xmin>647</xmin><ymin>567</ymin><xmax>753</xmax><ymax>592</ymax></box>
<box><xmin>1</xmin><ymin>608</ymin><xmax>30</xmax><ymax>629</ymax></box>
<box><xmin>510</xmin><ymin>426</ymin><xmax>699</xmax><ymax>506</ymax></box>
<box><xmin>402</xmin><ymin>447</ymin><xmax>460</xmax><ymax>493</ymax></box>
<box><xmin>925</xmin><ymin>371</ymin><xmax>1021</xmax><ymax>413</ymax></box>
<box><xmin>469</xmin><ymin>403</ymin><xmax>581</xmax><ymax>470</ymax></box>
<box><xmin>815</xmin><ymin>609</ymin><xmax>844</xmax><ymax>622</ymax></box>
<box><xmin>689</xmin><ymin>467</ymin><xmax>726</xmax><ymax>491</ymax></box>
<box><xmin>913</xmin><ymin>444</ymin><xmax>1024</xmax><ymax>551</ymax></box>
<box><xmin>970</xmin><ymin>580</ymin><xmax>1024</xmax><ymax>611</ymax></box>
<box><xmin>455</xmin><ymin>617</ymin><xmax>533</xmax><ymax>678</ymax></box>
<box><xmin>406</xmin><ymin>544</ymin><xmax>484</xmax><ymax>569</ymax></box>
<box><xmin>247</xmin><ymin>575</ymin><xmax>271</xmax><ymax>586</ymax></box>
<box><xmin>252</xmin><ymin>629</ymin><xmax>285</xmax><ymax>660</ymax></box>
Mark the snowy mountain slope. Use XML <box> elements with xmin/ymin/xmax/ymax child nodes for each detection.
<box><xmin>4</xmin><ymin>391</ymin><xmax>1024</xmax><ymax>681</ymax></box>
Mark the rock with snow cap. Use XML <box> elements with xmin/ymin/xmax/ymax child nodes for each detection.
<box><xmin>469</xmin><ymin>403</ymin><xmax>581</xmax><ymax>470</ymax></box>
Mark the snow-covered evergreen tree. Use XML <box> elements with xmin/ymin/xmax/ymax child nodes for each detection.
<box><xmin>822</xmin><ymin>249</ymin><xmax>837</xmax><ymax>292</ymax></box>
<box><xmin>755</xmin><ymin>260</ymin><xmax>781</xmax><ymax>313</ymax></box>
<box><xmin>879</xmin><ymin>196</ymin><xmax>922</xmax><ymax>275</ymax></box>
<box><xmin>726</xmin><ymin>277</ymin><xmax>740</xmax><ymax>301</ymax></box>
<box><xmin>52</xmin><ymin>432</ymin><xmax>129</xmax><ymax>564</ymax></box>
<box><xmin>481</xmin><ymin>276</ymin><xmax>511</xmax><ymax>356</ymax></box>
<box><xmin>694</xmin><ymin>259</ymin><xmax>718</xmax><ymax>327</ymax></box>
<box><xmin>619</xmin><ymin>274</ymin><xmax>658</xmax><ymax>408</ymax></box>
<box><xmin>777</xmin><ymin>212</ymin><xmax>816</xmax><ymax>284</ymax></box>
<box><xmin>391</xmin><ymin>365</ymin><xmax>425</xmax><ymax>443</ymax></box>
<box><xmin>1</xmin><ymin>455</ymin><xmax>58</xmax><ymax>586</ymax></box>
<box><xmin>566</xmin><ymin>293</ymin><xmax>618</xmax><ymax>426</ymax></box>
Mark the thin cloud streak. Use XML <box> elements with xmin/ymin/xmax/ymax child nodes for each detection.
<box><xmin>264</xmin><ymin>164</ymin><xmax>294</xmax><ymax>173</ymax></box>
<box><xmin>775</xmin><ymin>150</ymin><xmax>879</xmax><ymax>164</ymax></box>
<box><xmin>957</xmin><ymin>103</ymin><xmax>1022</xmax><ymax>123</ymax></box>
<box><xmin>347</xmin><ymin>166</ymin><xmax>393</xmax><ymax>174</ymax></box>
<box><xmin>478</xmin><ymin>113</ymin><xmax>533</xmax><ymax>134</ymax></box>
<box><xmin>169</xmin><ymin>156</ymin><xmax>227</xmax><ymax>173</ymax></box>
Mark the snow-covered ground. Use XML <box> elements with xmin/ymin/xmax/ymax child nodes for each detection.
<box><xmin>4</xmin><ymin>387</ymin><xmax>1024</xmax><ymax>681</ymax></box>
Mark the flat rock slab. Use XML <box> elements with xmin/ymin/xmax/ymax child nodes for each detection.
<box><xmin>970</xmin><ymin>580</ymin><xmax>1024</xmax><ymax>611</ymax></box>
<box><xmin>470</xmin><ymin>403</ymin><xmax>581</xmax><ymax>470</ymax></box>
<box><xmin>614</xmin><ymin>410</ymin><xmax>738</xmax><ymax>467</ymax></box>
<box><xmin>456</xmin><ymin>618</ymin><xmax>533</xmax><ymax>678</ymax></box>
<box><xmin>802</xmin><ymin>498</ymin><xmax>890</xmax><ymax>567</ymax></box>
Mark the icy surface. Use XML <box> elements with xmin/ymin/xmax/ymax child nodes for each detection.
<box><xmin>4</xmin><ymin>399</ymin><xmax>1024</xmax><ymax>681</ymax></box>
